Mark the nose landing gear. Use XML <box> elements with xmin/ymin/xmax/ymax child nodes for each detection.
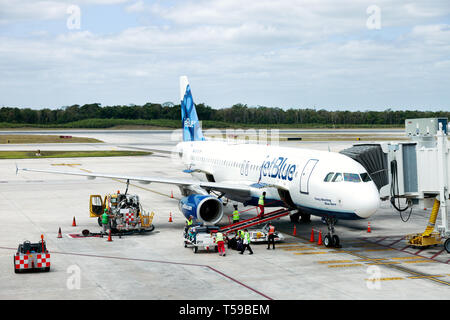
<box><xmin>323</xmin><ymin>217</ymin><xmax>341</xmax><ymax>248</ymax></box>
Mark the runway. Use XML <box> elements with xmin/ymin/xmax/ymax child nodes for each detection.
<box><xmin>0</xmin><ymin>129</ymin><xmax>449</xmax><ymax>300</ymax></box>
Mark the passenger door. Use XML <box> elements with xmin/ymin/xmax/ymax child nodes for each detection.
<box><xmin>300</xmin><ymin>159</ymin><xmax>319</xmax><ymax>194</ymax></box>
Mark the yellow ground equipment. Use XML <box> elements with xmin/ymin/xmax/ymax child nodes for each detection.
<box><xmin>89</xmin><ymin>192</ymin><xmax>155</xmax><ymax>234</ymax></box>
<box><xmin>406</xmin><ymin>199</ymin><xmax>442</xmax><ymax>248</ymax></box>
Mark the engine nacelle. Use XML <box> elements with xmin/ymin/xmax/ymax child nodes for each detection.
<box><xmin>179</xmin><ymin>194</ymin><xmax>223</xmax><ymax>225</ymax></box>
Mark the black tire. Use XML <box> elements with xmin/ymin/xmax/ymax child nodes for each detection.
<box><xmin>289</xmin><ymin>214</ymin><xmax>299</xmax><ymax>223</ymax></box>
<box><xmin>97</xmin><ymin>217</ymin><xmax>102</xmax><ymax>227</ymax></box>
<box><xmin>300</xmin><ymin>213</ymin><xmax>311</xmax><ymax>223</ymax></box>
<box><xmin>444</xmin><ymin>238</ymin><xmax>450</xmax><ymax>254</ymax></box>
<box><xmin>324</xmin><ymin>235</ymin><xmax>332</xmax><ymax>247</ymax></box>
<box><xmin>214</xmin><ymin>246</ymin><xmax>219</xmax><ymax>252</ymax></box>
<box><xmin>184</xmin><ymin>241</ymin><xmax>187</xmax><ymax>248</ymax></box>
<box><xmin>44</xmin><ymin>267</ymin><xmax>50</xmax><ymax>272</ymax></box>
<box><xmin>332</xmin><ymin>235</ymin><xmax>340</xmax><ymax>248</ymax></box>
<box><xmin>193</xmin><ymin>246</ymin><xmax>198</xmax><ymax>253</ymax></box>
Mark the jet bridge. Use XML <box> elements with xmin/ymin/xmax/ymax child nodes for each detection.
<box><xmin>340</xmin><ymin>118</ymin><xmax>450</xmax><ymax>252</ymax></box>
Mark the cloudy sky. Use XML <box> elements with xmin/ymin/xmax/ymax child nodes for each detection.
<box><xmin>0</xmin><ymin>0</ymin><xmax>449</xmax><ymax>111</ymax></box>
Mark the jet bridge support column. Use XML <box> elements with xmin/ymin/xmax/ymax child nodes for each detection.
<box><xmin>437</xmin><ymin>123</ymin><xmax>449</xmax><ymax>237</ymax></box>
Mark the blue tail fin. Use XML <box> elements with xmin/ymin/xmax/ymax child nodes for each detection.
<box><xmin>180</xmin><ymin>76</ymin><xmax>205</xmax><ymax>142</ymax></box>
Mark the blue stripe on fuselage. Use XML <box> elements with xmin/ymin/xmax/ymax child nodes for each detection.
<box><xmin>243</xmin><ymin>197</ymin><xmax>362</xmax><ymax>220</ymax></box>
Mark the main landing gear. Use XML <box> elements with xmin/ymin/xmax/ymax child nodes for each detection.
<box><xmin>289</xmin><ymin>211</ymin><xmax>311</xmax><ymax>223</ymax></box>
<box><xmin>323</xmin><ymin>217</ymin><xmax>341</xmax><ymax>248</ymax></box>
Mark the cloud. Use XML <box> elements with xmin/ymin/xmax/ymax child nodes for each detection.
<box><xmin>0</xmin><ymin>0</ymin><xmax>449</xmax><ymax>109</ymax></box>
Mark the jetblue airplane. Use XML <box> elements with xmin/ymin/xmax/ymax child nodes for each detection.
<box><xmin>18</xmin><ymin>76</ymin><xmax>380</xmax><ymax>248</ymax></box>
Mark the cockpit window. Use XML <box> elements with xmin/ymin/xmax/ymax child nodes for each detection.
<box><xmin>332</xmin><ymin>173</ymin><xmax>343</xmax><ymax>182</ymax></box>
<box><xmin>324</xmin><ymin>172</ymin><xmax>334</xmax><ymax>182</ymax></box>
<box><xmin>360</xmin><ymin>172</ymin><xmax>372</xmax><ymax>182</ymax></box>
<box><xmin>344</xmin><ymin>173</ymin><xmax>361</xmax><ymax>182</ymax></box>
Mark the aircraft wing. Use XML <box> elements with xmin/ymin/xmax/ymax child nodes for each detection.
<box><xmin>16</xmin><ymin>166</ymin><xmax>251</xmax><ymax>197</ymax></box>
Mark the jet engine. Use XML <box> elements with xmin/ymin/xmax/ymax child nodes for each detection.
<box><xmin>179</xmin><ymin>194</ymin><xmax>223</xmax><ymax>225</ymax></box>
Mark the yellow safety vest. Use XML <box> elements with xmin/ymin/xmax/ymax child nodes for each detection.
<box><xmin>187</xmin><ymin>219</ymin><xmax>193</xmax><ymax>226</ymax></box>
<box><xmin>258</xmin><ymin>195</ymin><xmax>264</xmax><ymax>205</ymax></box>
<box><xmin>215</xmin><ymin>232</ymin><xmax>224</xmax><ymax>243</ymax></box>
<box><xmin>233</xmin><ymin>210</ymin><xmax>239</xmax><ymax>220</ymax></box>
<box><xmin>245</xmin><ymin>232</ymin><xmax>251</xmax><ymax>243</ymax></box>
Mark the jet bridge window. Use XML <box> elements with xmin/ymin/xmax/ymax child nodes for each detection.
<box><xmin>324</xmin><ymin>172</ymin><xmax>334</xmax><ymax>182</ymax></box>
<box><xmin>332</xmin><ymin>173</ymin><xmax>343</xmax><ymax>182</ymax></box>
<box><xmin>344</xmin><ymin>173</ymin><xmax>361</xmax><ymax>182</ymax></box>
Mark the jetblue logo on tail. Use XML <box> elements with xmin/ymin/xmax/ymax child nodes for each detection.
<box><xmin>181</xmin><ymin>81</ymin><xmax>205</xmax><ymax>142</ymax></box>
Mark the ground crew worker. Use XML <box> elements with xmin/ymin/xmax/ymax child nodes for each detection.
<box><xmin>239</xmin><ymin>229</ymin><xmax>253</xmax><ymax>255</ymax></box>
<box><xmin>232</xmin><ymin>205</ymin><xmax>240</xmax><ymax>223</ymax></box>
<box><xmin>267</xmin><ymin>223</ymin><xmax>276</xmax><ymax>250</ymax></box>
<box><xmin>185</xmin><ymin>215</ymin><xmax>194</xmax><ymax>234</ymax></box>
<box><xmin>215</xmin><ymin>231</ymin><xmax>226</xmax><ymax>256</ymax></box>
<box><xmin>258</xmin><ymin>191</ymin><xmax>266</xmax><ymax>219</ymax></box>
<box><xmin>101</xmin><ymin>208</ymin><xmax>111</xmax><ymax>234</ymax></box>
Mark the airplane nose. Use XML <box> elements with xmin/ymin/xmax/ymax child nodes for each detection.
<box><xmin>355</xmin><ymin>186</ymin><xmax>380</xmax><ymax>219</ymax></box>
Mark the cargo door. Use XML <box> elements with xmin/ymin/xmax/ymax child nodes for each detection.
<box><xmin>300</xmin><ymin>159</ymin><xmax>319</xmax><ymax>194</ymax></box>
<box><xmin>89</xmin><ymin>195</ymin><xmax>104</xmax><ymax>217</ymax></box>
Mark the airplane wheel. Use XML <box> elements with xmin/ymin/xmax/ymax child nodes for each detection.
<box><xmin>444</xmin><ymin>238</ymin><xmax>450</xmax><ymax>254</ymax></box>
<box><xmin>323</xmin><ymin>235</ymin><xmax>332</xmax><ymax>247</ymax></box>
<box><xmin>332</xmin><ymin>235</ymin><xmax>340</xmax><ymax>248</ymax></box>
<box><xmin>300</xmin><ymin>213</ymin><xmax>311</xmax><ymax>223</ymax></box>
<box><xmin>289</xmin><ymin>214</ymin><xmax>299</xmax><ymax>223</ymax></box>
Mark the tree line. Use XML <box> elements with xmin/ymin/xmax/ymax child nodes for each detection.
<box><xmin>0</xmin><ymin>103</ymin><xmax>448</xmax><ymax>126</ymax></box>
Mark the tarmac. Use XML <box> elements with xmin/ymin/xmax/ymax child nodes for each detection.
<box><xmin>0</xmin><ymin>129</ymin><xmax>449</xmax><ymax>300</ymax></box>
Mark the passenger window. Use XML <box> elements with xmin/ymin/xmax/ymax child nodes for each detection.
<box><xmin>324</xmin><ymin>172</ymin><xmax>334</xmax><ymax>182</ymax></box>
<box><xmin>332</xmin><ymin>173</ymin><xmax>343</xmax><ymax>182</ymax></box>
<box><xmin>344</xmin><ymin>173</ymin><xmax>361</xmax><ymax>182</ymax></box>
<box><xmin>360</xmin><ymin>172</ymin><xmax>372</xmax><ymax>182</ymax></box>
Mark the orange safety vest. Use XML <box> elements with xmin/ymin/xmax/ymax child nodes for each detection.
<box><xmin>268</xmin><ymin>226</ymin><xmax>275</xmax><ymax>235</ymax></box>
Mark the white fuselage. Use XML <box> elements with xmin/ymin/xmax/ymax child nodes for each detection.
<box><xmin>176</xmin><ymin>141</ymin><xmax>380</xmax><ymax>220</ymax></box>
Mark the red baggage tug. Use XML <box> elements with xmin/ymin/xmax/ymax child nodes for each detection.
<box><xmin>14</xmin><ymin>235</ymin><xmax>51</xmax><ymax>273</ymax></box>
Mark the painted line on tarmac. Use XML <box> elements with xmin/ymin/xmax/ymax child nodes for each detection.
<box><xmin>365</xmin><ymin>277</ymin><xmax>405</xmax><ymax>282</ymax></box>
<box><xmin>390</xmin><ymin>256</ymin><xmax>423</xmax><ymax>260</ymax></box>
<box><xmin>317</xmin><ymin>260</ymin><xmax>354</xmax><ymax>264</ymax></box>
<box><xmin>327</xmin><ymin>264</ymin><xmax>364</xmax><ymax>268</ymax></box>
<box><xmin>402</xmin><ymin>259</ymin><xmax>436</xmax><ymax>264</ymax></box>
<box><xmin>361</xmin><ymin>237</ymin><xmax>449</xmax><ymax>265</ymax></box>
<box><xmin>0</xmin><ymin>246</ymin><xmax>273</xmax><ymax>300</ymax></box>
<box><xmin>277</xmin><ymin>226</ymin><xmax>450</xmax><ymax>286</ymax></box>
<box><xmin>293</xmin><ymin>251</ymin><xmax>329</xmax><ymax>255</ymax></box>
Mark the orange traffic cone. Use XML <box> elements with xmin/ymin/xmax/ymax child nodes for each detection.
<box><xmin>57</xmin><ymin>227</ymin><xmax>62</xmax><ymax>238</ymax></box>
<box><xmin>72</xmin><ymin>216</ymin><xmax>76</xmax><ymax>227</ymax></box>
<box><xmin>309</xmin><ymin>229</ymin><xmax>315</xmax><ymax>242</ymax></box>
<box><xmin>367</xmin><ymin>222</ymin><xmax>372</xmax><ymax>233</ymax></box>
<box><xmin>317</xmin><ymin>231</ymin><xmax>323</xmax><ymax>245</ymax></box>
<box><xmin>293</xmin><ymin>225</ymin><xmax>297</xmax><ymax>236</ymax></box>
<box><xmin>169</xmin><ymin>212</ymin><xmax>173</xmax><ymax>222</ymax></box>
<box><xmin>107</xmin><ymin>229</ymin><xmax>112</xmax><ymax>242</ymax></box>
<box><xmin>170</xmin><ymin>191</ymin><xmax>174</xmax><ymax>198</ymax></box>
